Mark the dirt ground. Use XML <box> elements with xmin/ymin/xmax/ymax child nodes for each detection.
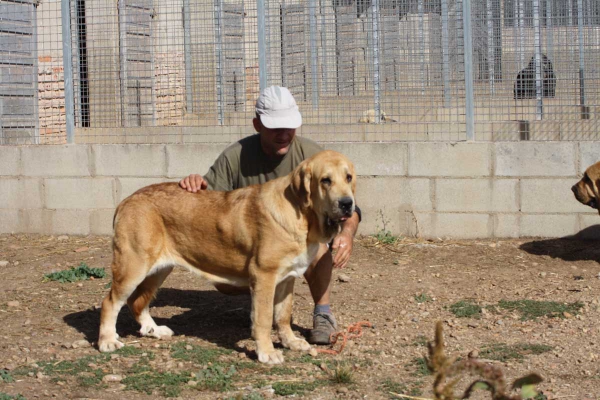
<box><xmin>0</xmin><ymin>233</ymin><xmax>599</xmax><ymax>400</ymax></box>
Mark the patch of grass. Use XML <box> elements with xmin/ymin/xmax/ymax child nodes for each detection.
<box><xmin>379</xmin><ymin>378</ymin><xmax>422</xmax><ymax>399</ymax></box>
<box><xmin>414</xmin><ymin>293</ymin><xmax>432</xmax><ymax>303</ymax></box>
<box><xmin>410</xmin><ymin>357</ymin><xmax>431</xmax><ymax>376</ymax></box>
<box><xmin>76</xmin><ymin>369</ymin><xmax>106</xmax><ymax>388</ymax></box>
<box><xmin>170</xmin><ymin>341</ymin><xmax>228</xmax><ymax>365</ymax></box>
<box><xmin>43</xmin><ymin>262</ymin><xmax>106</xmax><ymax>283</ymax></box>
<box><xmin>0</xmin><ymin>370</ymin><xmax>14</xmax><ymax>383</ymax></box>
<box><xmin>193</xmin><ymin>365</ymin><xmax>237</xmax><ymax>392</ymax></box>
<box><xmin>374</xmin><ymin>230</ymin><xmax>398</xmax><ymax>245</ymax></box>
<box><xmin>267</xmin><ymin>366</ymin><xmax>296</xmax><ymax>375</ymax></box>
<box><xmin>330</xmin><ymin>362</ymin><xmax>354</xmax><ymax>384</ymax></box>
<box><xmin>533</xmin><ymin>393</ymin><xmax>548</xmax><ymax>400</ymax></box>
<box><xmin>122</xmin><ymin>371</ymin><xmax>189</xmax><ymax>397</ymax></box>
<box><xmin>480</xmin><ymin>343</ymin><xmax>553</xmax><ymax>362</ymax></box>
<box><xmin>0</xmin><ymin>394</ymin><xmax>26</xmax><ymax>400</ymax></box>
<box><xmin>449</xmin><ymin>300</ymin><xmax>482</xmax><ymax>318</ymax></box>
<box><xmin>498</xmin><ymin>299</ymin><xmax>584</xmax><ymax>321</ymax></box>
<box><xmin>272</xmin><ymin>379</ymin><xmax>327</xmax><ymax>396</ymax></box>
<box><xmin>412</xmin><ymin>335</ymin><xmax>428</xmax><ymax>347</ymax></box>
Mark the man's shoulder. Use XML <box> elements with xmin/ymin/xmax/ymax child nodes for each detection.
<box><xmin>219</xmin><ymin>134</ymin><xmax>260</xmax><ymax>159</ymax></box>
<box><xmin>295</xmin><ymin>136</ymin><xmax>323</xmax><ymax>158</ymax></box>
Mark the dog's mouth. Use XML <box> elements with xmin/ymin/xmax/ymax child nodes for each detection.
<box><xmin>588</xmin><ymin>198</ymin><xmax>598</xmax><ymax>209</ymax></box>
<box><xmin>326</xmin><ymin>215</ymin><xmax>350</xmax><ymax>227</ymax></box>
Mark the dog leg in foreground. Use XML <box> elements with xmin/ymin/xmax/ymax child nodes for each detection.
<box><xmin>274</xmin><ymin>277</ymin><xmax>311</xmax><ymax>352</ymax></box>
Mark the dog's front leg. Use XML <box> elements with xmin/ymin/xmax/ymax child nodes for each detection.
<box><xmin>274</xmin><ymin>277</ymin><xmax>311</xmax><ymax>352</ymax></box>
<box><xmin>250</xmin><ymin>271</ymin><xmax>284</xmax><ymax>364</ymax></box>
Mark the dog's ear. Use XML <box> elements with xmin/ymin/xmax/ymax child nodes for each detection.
<box><xmin>291</xmin><ymin>160</ymin><xmax>312</xmax><ymax>209</ymax></box>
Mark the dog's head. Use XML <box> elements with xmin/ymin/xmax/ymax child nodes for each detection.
<box><xmin>572</xmin><ymin>161</ymin><xmax>600</xmax><ymax>213</ymax></box>
<box><xmin>291</xmin><ymin>150</ymin><xmax>356</xmax><ymax>239</ymax></box>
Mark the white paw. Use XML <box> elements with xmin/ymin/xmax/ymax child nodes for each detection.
<box><xmin>140</xmin><ymin>325</ymin><xmax>174</xmax><ymax>339</ymax></box>
<box><xmin>257</xmin><ymin>349</ymin><xmax>284</xmax><ymax>364</ymax></box>
<box><xmin>282</xmin><ymin>337</ymin><xmax>311</xmax><ymax>352</ymax></box>
<box><xmin>98</xmin><ymin>339</ymin><xmax>124</xmax><ymax>353</ymax></box>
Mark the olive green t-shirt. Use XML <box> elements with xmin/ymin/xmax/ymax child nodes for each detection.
<box><xmin>204</xmin><ymin>134</ymin><xmax>323</xmax><ymax>191</ymax></box>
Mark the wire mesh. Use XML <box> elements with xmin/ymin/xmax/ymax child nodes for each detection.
<box><xmin>1</xmin><ymin>0</ymin><xmax>599</xmax><ymax>144</ymax></box>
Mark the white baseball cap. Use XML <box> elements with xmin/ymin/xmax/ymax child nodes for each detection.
<box><xmin>255</xmin><ymin>86</ymin><xmax>302</xmax><ymax>129</ymax></box>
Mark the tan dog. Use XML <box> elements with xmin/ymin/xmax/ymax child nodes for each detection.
<box><xmin>572</xmin><ymin>161</ymin><xmax>600</xmax><ymax>214</ymax></box>
<box><xmin>98</xmin><ymin>150</ymin><xmax>356</xmax><ymax>364</ymax></box>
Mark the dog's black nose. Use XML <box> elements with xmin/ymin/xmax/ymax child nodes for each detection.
<box><xmin>571</xmin><ymin>185</ymin><xmax>577</xmax><ymax>194</ymax></box>
<box><xmin>339</xmin><ymin>197</ymin><xmax>353</xmax><ymax>213</ymax></box>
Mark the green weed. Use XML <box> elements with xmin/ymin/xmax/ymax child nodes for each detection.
<box><xmin>449</xmin><ymin>300</ymin><xmax>482</xmax><ymax>318</ymax></box>
<box><xmin>414</xmin><ymin>293</ymin><xmax>432</xmax><ymax>303</ymax></box>
<box><xmin>498</xmin><ymin>299</ymin><xmax>584</xmax><ymax>321</ymax></box>
<box><xmin>330</xmin><ymin>362</ymin><xmax>354</xmax><ymax>384</ymax></box>
<box><xmin>170</xmin><ymin>341</ymin><xmax>228</xmax><ymax>365</ymax></box>
<box><xmin>122</xmin><ymin>371</ymin><xmax>189</xmax><ymax>397</ymax></box>
<box><xmin>479</xmin><ymin>343</ymin><xmax>553</xmax><ymax>362</ymax></box>
<box><xmin>272</xmin><ymin>380</ymin><xmax>326</xmax><ymax>396</ymax></box>
<box><xmin>0</xmin><ymin>394</ymin><xmax>26</xmax><ymax>400</ymax></box>
<box><xmin>412</xmin><ymin>335</ymin><xmax>428</xmax><ymax>347</ymax></box>
<box><xmin>0</xmin><ymin>370</ymin><xmax>14</xmax><ymax>383</ymax></box>
<box><xmin>193</xmin><ymin>365</ymin><xmax>237</xmax><ymax>392</ymax></box>
<box><xmin>43</xmin><ymin>262</ymin><xmax>106</xmax><ymax>283</ymax></box>
<box><xmin>410</xmin><ymin>357</ymin><xmax>431</xmax><ymax>376</ymax></box>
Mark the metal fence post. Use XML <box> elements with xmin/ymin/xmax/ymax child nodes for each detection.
<box><xmin>61</xmin><ymin>0</ymin><xmax>75</xmax><ymax>143</ymax></box>
<box><xmin>441</xmin><ymin>0</ymin><xmax>450</xmax><ymax>107</ymax></box>
<box><xmin>371</xmin><ymin>0</ymin><xmax>381</xmax><ymax>123</ymax></box>
<box><xmin>577</xmin><ymin>0</ymin><xmax>586</xmax><ymax>109</ymax></box>
<box><xmin>257</xmin><ymin>0</ymin><xmax>267</xmax><ymax>91</ymax></box>
<box><xmin>183</xmin><ymin>0</ymin><xmax>193</xmax><ymax>113</ymax></box>
<box><xmin>462</xmin><ymin>0</ymin><xmax>474</xmax><ymax>140</ymax></box>
<box><xmin>418</xmin><ymin>0</ymin><xmax>425</xmax><ymax>95</ymax></box>
<box><xmin>214</xmin><ymin>0</ymin><xmax>224</xmax><ymax>125</ymax></box>
<box><xmin>533</xmin><ymin>0</ymin><xmax>543</xmax><ymax>120</ymax></box>
<box><xmin>309</xmin><ymin>0</ymin><xmax>318</xmax><ymax>109</ymax></box>
<box><xmin>486</xmin><ymin>0</ymin><xmax>495</xmax><ymax>95</ymax></box>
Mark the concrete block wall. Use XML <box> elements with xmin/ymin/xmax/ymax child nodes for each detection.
<box><xmin>0</xmin><ymin>142</ymin><xmax>598</xmax><ymax>238</ymax></box>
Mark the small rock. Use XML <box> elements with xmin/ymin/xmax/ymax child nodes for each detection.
<box><xmin>337</xmin><ymin>387</ymin><xmax>349</xmax><ymax>394</ymax></box>
<box><xmin>185</xmin><ymin>345</ymin><xmax>193</xmax><ymax>350</ymax></box>
<box><xmin>187</xmin><ymin>380</ymin><xmax>197</xmax><ymax>386</ymax></box>
<box><xmin>237</xmin><ymin>352</ymin><xmax>247</xmax><ymax>359</ymax></box>
<box><xmin>3</xmin><ymin>363</ymin><xmax>16</xmax><ymax>371</ymax></box>
<box><xmin>467</xmin><ymin>323</ymin><xmax>479</xmax><ymax>328</ymax></box>
<box><xmin>539</xmin><ymin>272</ymin><xmax>547</xmax><ymax>278</ymax></box>
<box><xmin>309</xmin><ymin>348</ymin><xmax>318</xmax><ymax>357</ymax></box>
<box><xmin>563</xmin><ymin>312</ymin><xmax>573</xmax><ymax>319</ymax></box>
<box><xmin>102</xmin><ymin>374</ymin><xmax>123</xmax><ymax>383</ymax></box>
<box><xmin>371</xmin><ymin>274</ymin><xmax>379</xmax><ymax>278</ymax></box>
<box><xmin>36</xmin><ymin>372</ymin><xmax>46</xmax><ymax>379</ymax></box>
<box><xmin>468</xmin><ymin>350</ymin><xmax>479</xmax><ymax>359</ymax></box>
<box><xmin>495</xmin><ymin>319</ymin><xmax>504</xmax><ymax>325</ymax></box>
<box><xmin>74</xmin><ymin>247</ymin><xmax>89</xmax><ymax>253</ymax></box>
<box><xmin>0</xmin><ymin>261</ymin><xmax>9</xmax><ymax>267</ymax></box>
<box><xmin>71</xmin><ymin>340</ymin><xmax>90</xmax><ymax>349</ymax></box>
<box><xmin>337</xmin><ymin>273</ymin><xmax>351</xmax><ymax>283</ymax></box>
<box><xmin>13</xmin><ymin>261</ymin><xmax>19</xmax><ymax>266</ymax></box>
<box><xmin>7</xmin><ymin>301</ymin><xmax>20</xmax><ymax>308</ymax></box>
<box><xmin>57</xmin><ymin>235</ymin><xmax>69</xmax><ymax>241</ymax></box>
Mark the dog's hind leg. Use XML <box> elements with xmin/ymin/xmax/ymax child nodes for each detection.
<box><xmin>127</xmin><ymin>266</ymin><xmax>174</xmax><ymax>339</ymax></box>
<box><xmin>98</xmin><ymin>254</ymin><xmax>149</xmax><ymax>352</ymax></box>
<box><xmin>274</xmin><ymin>277</ymin><xmax>311</xmax><ymax>352</ymax></box>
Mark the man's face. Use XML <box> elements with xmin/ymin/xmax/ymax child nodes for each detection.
<box><xmin>253</xmin><ymin>117</ymin><xmax>296</xmax><ymax>158</ymax></box>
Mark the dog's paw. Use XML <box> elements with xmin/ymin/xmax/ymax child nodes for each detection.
<box><xmin>257</xmin><ymin>349</ymin><xmax>284</xmax><ymax>364</ymax></box>
<box><xmin>282</xmin><ymin>337</ymin><xmax>311</xmax><ymax>352</ymax></box>
<box><xmin>140</xmin><ymin>325</ymin><xmax>174</xmax><ymax>339</ymax></box>
<box><xmin>98</xmin><ymin>339</ymin><xmax>124</xmax><ymax>353</ymax></box>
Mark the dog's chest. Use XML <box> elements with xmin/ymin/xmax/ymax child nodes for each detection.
<box><xmin>278</xmin><ymin>243</ymin><xmax>320</xmax><ymax>283</ymax></box>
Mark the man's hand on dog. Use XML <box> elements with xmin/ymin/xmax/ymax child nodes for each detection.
<box><xmin>179</xmin><ymin>174</ymin><xmax>208</xmax><ymax>192</ymax></box>
<box><xmin>331</xmin><ymin>231</ymin><xmax>353</xmax><ymax>269</ymax></box>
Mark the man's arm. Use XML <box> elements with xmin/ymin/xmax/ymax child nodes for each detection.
<box><xmin>330</xmin><ymin>209</ymin><xmax>360</xmax><ymax>269</ymax></box>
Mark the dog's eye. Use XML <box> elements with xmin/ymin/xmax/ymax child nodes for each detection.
<box><xmin>346</xmin><ymin>174</ymin><xmax>352</xmax><ymax>183</ymax></box>
<box><xmin>321</xmin><ymin>177</ymin><xmax>331</xmax><ymax>185</ymax></box>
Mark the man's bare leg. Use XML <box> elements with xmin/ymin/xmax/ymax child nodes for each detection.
<box><xmin>304</xmin><ymin>243</ymin><xmax>337</xmax><ymax>344</ymax></box>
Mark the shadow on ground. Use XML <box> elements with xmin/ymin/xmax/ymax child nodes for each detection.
<box><xmin>63</xmin><ymin>287</ymin><xmax>308</xmax><ymax>353</ymax></box>
<box><xmin>520</xmin><ymin>225</ymin><xmax>600</xmax><ymax>263</ymax></box>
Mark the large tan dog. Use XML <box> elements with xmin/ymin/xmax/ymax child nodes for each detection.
<box><xmin>572</xmin><ymin>161</ymin><xmax>600</xmax><ymax>213</ymax></box>
<box><xmin>98</xmin><ymin>150</ymin><xmax>356</xmax><ymax>364</ymax></box>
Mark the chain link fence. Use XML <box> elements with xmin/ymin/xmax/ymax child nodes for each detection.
<box><xmin>1</xmin><ymin>0</ymin><xmax>599</xmax><ymax>144</ymax></box>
